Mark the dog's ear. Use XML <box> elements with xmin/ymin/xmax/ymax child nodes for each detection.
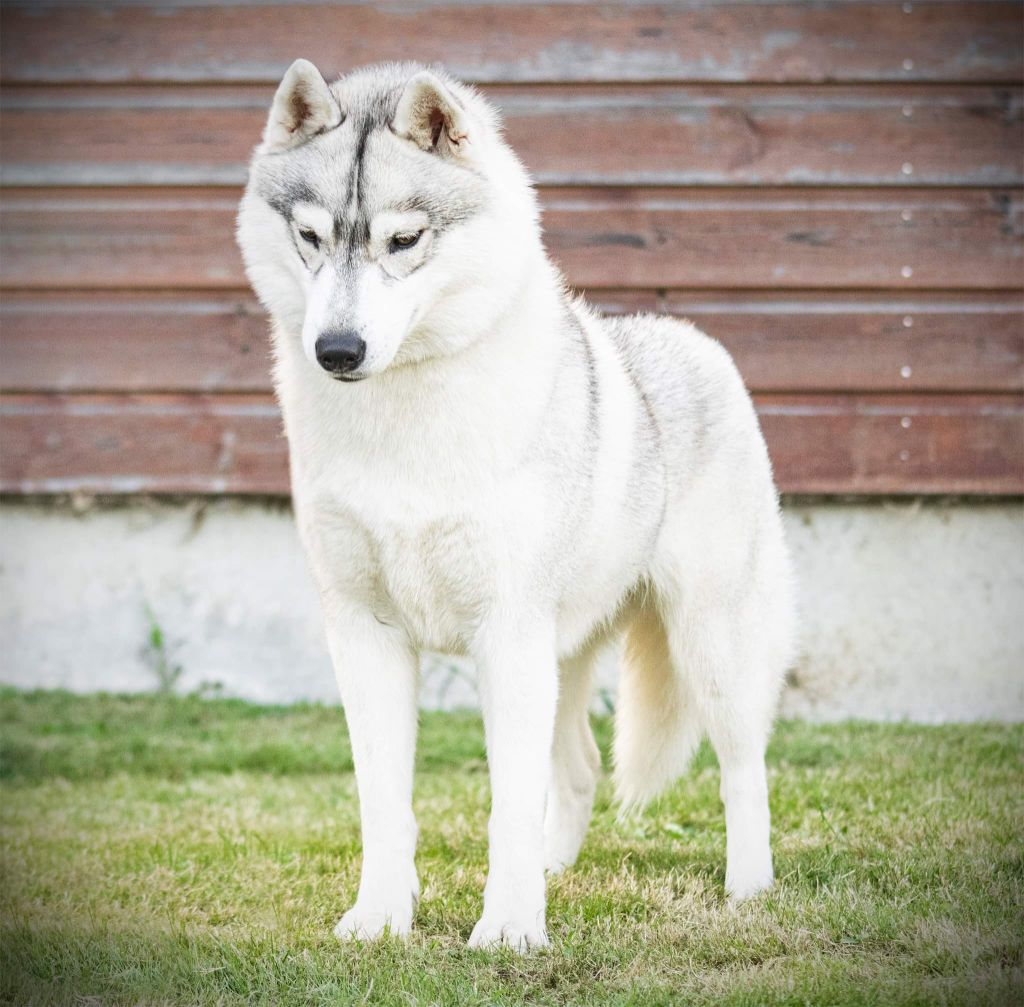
<box><xmin>392</xmin><ymin>71</ymin><xmax>470</xmax><ymax>158</ymax></box>
<box><xmin>263</xmin><ymin>59</ymin><xmax>342</xmax><ymax>152</ymax></box>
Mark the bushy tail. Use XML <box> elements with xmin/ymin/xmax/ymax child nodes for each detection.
<box><xmin>612</xmin><ymin>599</ymin><xmax>702</xmax><ymax>809</ymax></box>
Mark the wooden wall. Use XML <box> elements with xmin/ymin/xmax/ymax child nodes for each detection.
<box><xmin>1</xmin><ymin>1</ymin><xmax>1022</xmax><ymax>496</ymax></box>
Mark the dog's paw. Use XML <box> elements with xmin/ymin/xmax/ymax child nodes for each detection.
<box><xmin>543</xmin><ymin>822</ymin><xmax>584</xmax><ymax>874</ymax></box>
<box><xmin>725</xmin><ymin>871</ymin><xmax>774</xmax><ymax>905</ymax></box>
<box><xmin>333</xmin><ymin>904</ymin><xmax>413</xmax><ymax>942</ymax></box>
<box><xmin>725</xmin><ymin>845</ymin><xmax>774</xmax><ymax>904</ymax></box>
<box><xmin>467</xmin><ymin>915</ymin><xmax>550</xmax><ymax>953</ymax></box>
<box><xmin>543</xmin><ymin>851</ymin><xmax>574</xmax><ymax>875</ymax></box>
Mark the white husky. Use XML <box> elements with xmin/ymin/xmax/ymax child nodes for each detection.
<box><xmin>237</xmin><ymin>59</ymin><xmax>796</xmax><ymax>951</ymax></box>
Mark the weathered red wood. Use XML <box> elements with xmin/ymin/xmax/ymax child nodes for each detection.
<box><xmin>0</xmin><ymin>394</ymin><xmax>288</xmax><ymax>495</ymax></box>
<box><xmin>758</xmin><ymin>393</ymin><xmax>1024</xmax><ymax>494</ymax></box>
<box><xmin>664</xmin><ymin>292</ymin><xmax>1024</xmax><ymax>393</ymax></box>
<box><xmin>0</xmin><ymin>292</ymin><xmax>274</xmax><ymax>392</ymax></box>
<box><xmin>542</xmin><ymin>188</ymin><xmax>1024</xmax><ymax>290</ymax></box>
<box><xmin>1</xmin><ymin>85</ymin><xmax>1020</xmax><ymax>187</ymax></box>
<box><xmin>1</xmin><ymin>393</ymin><xmax>1021</xmax><ymax>496</ymax></box>
<box><xmin>2</xmin><ymin>3</ymin><xmax>1020</xmax><ymax>84</ymax></box>
<box><xmin>2</xmin><ymin>188</ymin><xmax>1020</xmax><ymax>290</ymax></box>
<box><xmin>1</xmin><ymin>291</ymin><xmax>1020</xmax><ymax>394</ymax></box>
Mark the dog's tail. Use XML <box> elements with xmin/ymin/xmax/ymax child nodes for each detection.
<box><xmin>612</xmin><ymin>598</ymin><xmax>702</xmax><ymax>809</ymax></box>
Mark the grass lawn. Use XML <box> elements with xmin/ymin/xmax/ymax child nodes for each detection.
<box><xmin>1</xmin><ymin>688</ymin><xmax>1021</xmax><ymax>1005</ymax></box>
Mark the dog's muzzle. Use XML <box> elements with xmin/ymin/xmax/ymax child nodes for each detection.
<box><xmin>315</xmin><ymin>330</ymin><xmax>366</xmax><ymax>378</ymax></box>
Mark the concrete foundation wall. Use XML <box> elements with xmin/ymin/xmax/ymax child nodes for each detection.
<box><xmin>1</xmin><ymin>499</ymin><xmax>1021</xmax><ymax>722</ymax></box>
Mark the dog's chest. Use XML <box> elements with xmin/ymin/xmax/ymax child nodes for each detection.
<box><xmin>368</xmin><ymin>509</ymin><xmax>495</xmax><ymax>651</ymax></box>
<box><xmin>301</xmin><ymin>449</ymin><xmax>545</xmax><ymax>653</ymax></box>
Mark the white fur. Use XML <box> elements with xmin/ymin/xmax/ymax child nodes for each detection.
<box><xmin>238</xmin><ymin>60</ymin><xmax>796</xmax><ymax>952</ymax></box>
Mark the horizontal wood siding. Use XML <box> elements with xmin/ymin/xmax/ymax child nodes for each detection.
<box><xmin>3</xmin><ymin>393</ymin><xmax>1021</xmax><ymax>497</ymax></box>
<box><xmin>0</xmin><ymin>1</ymin><xmax>1021</xmax><ymax>497</ymax></box>
<box><xmin>2</xmin><ymin>85</ymin><xmax>1020</xmax><ymax>188</ymax></box>
<box><xmin>2</xmin><ymin>187</ymin><xmax>1020</xmax><ymax>290</ymax></box>
<box><xmin>2</xmin><ymin>291</ymin><xmax>1021</xmax><ymax>394</ymax></box>
<box><xmin>3</xmin><ymin>3</ymin><xmax>1020</xmax><ymax>84</ymax></box>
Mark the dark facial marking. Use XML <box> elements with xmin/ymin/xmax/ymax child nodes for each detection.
<box><xmin>344</xmin><ymin>116</ymin><xmax>374</xmax><ymax>211</ymax></box>
<box><xmin>261</xmin><ymin>178</ymin><xmax>318</xmax><ymax>222</ymax></box>
<box><xmin>259</xmin><ymin>69</ymin><xmax>486</xmax><ymax>274</ymax></box>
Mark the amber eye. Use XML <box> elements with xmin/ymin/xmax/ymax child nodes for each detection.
<box><xmin>298</xmin><ymin>228</ymin><xmax>320</xmax><ymax>249</ymax></box>
<box><xmin>391</xmin><ymin>231</ymin><xmax>422</xmax><ymax>251</ymax></box>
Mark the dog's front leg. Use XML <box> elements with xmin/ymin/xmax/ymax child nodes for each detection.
<box><xmin>469</xmin><ymin>617</ymin><xmax>558</xmax><ymax>952</ymax></box>
<box><xmin>326</xmin><ymin>607</ymin><xmax>419</xmax><ymax>941</ymax></box>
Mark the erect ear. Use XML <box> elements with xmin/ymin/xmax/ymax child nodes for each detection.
<box><xmin>391</xmin><ymin>71</ymin><xmax>470</xmax><ymax>157</ymax></box>
<box><xmin>263</xmin><ymin>59</ymin><xmax>342</xmax><ymax>152</ymax></box>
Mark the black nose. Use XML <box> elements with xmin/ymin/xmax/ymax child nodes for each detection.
<box><xmin>315</xmin><ymin>330</ymin><xmax>366</xmax><ymax>375</ymax></box>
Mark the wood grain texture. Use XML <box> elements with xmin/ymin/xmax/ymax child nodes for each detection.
<box><xmin>2</xmin><ymin>291</ymin><xmax>1021</xmax><ymax>394</ymax></box>
<box><xmin>2</xmin><ymin>3</ymin><xmax>1020</xmax><ymax>84</ymax></box>
<box><xmin>2</xmin><ymin>187</ymin><xmax>1020</xmax><ymax>290</ymax></box>
<box><xmin>0</xmin><ymin>292</ymin><xmax>275</xmax><ymax>393</ymax></box>
<box><xmin>756</xmin><ymin>393</ymin><xmax>1024</xmax><ymax>494</ymax></box>
<box><xmin>2</xmin><ymin>84</ymin><xmax>1020</xmax><ymax>187</ymax></box>
<box><xmin>1</xmin><ymin>4</ymin><xmax>1020</xmax><ymax>501</ymax></box>
<box><xmin>667</xmin><ymin>293</ymin><xmax>1024</xmax><ymax>393</ymax></box>
<box><xmin>2</xmin><ymin>393</ymin><xmax>1020</xmax><ymax>496</ymax></box>
<box><xmin>0</xmin><ymin>394</ymin><xmax>286</xmax><ymax>495</ymax></box>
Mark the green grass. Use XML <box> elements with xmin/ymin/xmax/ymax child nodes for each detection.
<box><xmin>1</xmin><ymin>688</ymin><xmax>1021</xmax><ymax>1006</ymax></box>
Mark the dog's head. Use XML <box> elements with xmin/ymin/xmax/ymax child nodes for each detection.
<box><xmin>237</xmin><ymin>60</ymin><xmax>539</xmax><ymax>381</ymax></box>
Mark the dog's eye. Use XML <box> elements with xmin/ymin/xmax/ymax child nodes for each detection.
<box><xmin>391</xmin><ymin>231</ymin><xmax>422</xmax><ymax>252</ymax></box>
<box><xmin>298</xmin><ymin>228</ymin><xmax>320</xmax><ymax>250</ymax></box>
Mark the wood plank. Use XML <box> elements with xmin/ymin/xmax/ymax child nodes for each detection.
<box><xmin>0</xmin><ymin>292</ymin><xmax>274</xmax><ymax>393</ymax></box>
<box><xmin>543</xmin><ymin>188</ymin><xmax>1024</xmax><ymax>289</ymax></box>
<box><xmin>2</xmin><ymin>188</ymin><xmax>1020</xmax><ymax>291</ymax></box>
<box><xmin>0</xmin><ymin>394</ymin><xmax>286</xmax><ymax>495</ymax></box>
<box><xmin>663</xmin><ymin>292</ymin><xmax>1024</xmax><ymax>393</ymax></box>
<box><xmin>2</xmin><ymin>393</ymin><xmax>1020</xmax><ymax>496</ymax></box>
<box><xmin>2</xmin><ymin>3</ymin><xmax>1020</xmax><ymax>84</ymax></box>
<box><xmin>2</xmin><ymin>291</ymin><xmax>1020</xmax><ymax>395</ymax></box>
<box><xmin>757</xmin><ymin>393</ymin><xmax>1024</xmax><ymax>495</ymax></box>
<box><xmin>2</xmin><ymin>84</ymin><xmax>1020</xmax><ymax>187</ymax></box>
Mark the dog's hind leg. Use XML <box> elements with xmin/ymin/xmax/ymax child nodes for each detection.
<box><xmin>661</xmin><ymin>591</ymin><xmax>784</xmax><ymax>903</ymax></box>
<box><xmin>543</xmin><ymin>642</ymin><xmax>603</xmax><ymax>874</ymax></box>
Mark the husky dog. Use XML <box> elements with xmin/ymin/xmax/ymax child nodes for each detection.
<box><xmin>237</xmin><ymin>59</ymin><xmax>796</xmax><ymax>951</ymax></box>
